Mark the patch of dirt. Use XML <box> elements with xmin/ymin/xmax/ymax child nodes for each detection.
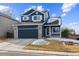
<box><xmin>0</xmin><ymin>38</ymin><xmax>7</xmax><ymax>43</ymax></box>
<box><xmin>24</xmin><ymin>40</ymin><xmax>68</xmax><ymax>52</ymax></box>
<box><xmin>24</xmin><ymin>40</ymin><xmax>79</xmax><ymax>53</ymax></box>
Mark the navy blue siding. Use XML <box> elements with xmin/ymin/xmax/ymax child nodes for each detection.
<box><xmin>21</xmin><ymin>11</ymin><xmax>44</xmax><ymax>22</ymax></box>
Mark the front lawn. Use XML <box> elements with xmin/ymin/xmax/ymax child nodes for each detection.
<box><xmin>0</xmin><ymin>38</ymin><xmax>7</xmax><ymax>43</ymax></box>
<box><xmin>24</xmin><ymin>40</ymin><xmax>79</xmax><ymax>53</ymax></box>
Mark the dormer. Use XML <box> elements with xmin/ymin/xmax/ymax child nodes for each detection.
<box><xmin>21</xmin><ymin>8</ymin><xmax>49</xmax><ymax>23</ymax></box>
<box><xmin>46</xmin><ymin>16</ymin><xmax>62</xmax><ymax>25</ymax></box>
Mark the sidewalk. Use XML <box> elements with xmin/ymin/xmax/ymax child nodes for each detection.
<box><xmin>1</xmin><ymin>48</ymin><xmax>79</xmax><ymax>56</ymax></box>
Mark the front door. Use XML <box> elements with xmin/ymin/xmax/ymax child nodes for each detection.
<box><xmin>45</xmin><ymin>27</ymin><xmax>50</xmax><ymax>36</ymax></box>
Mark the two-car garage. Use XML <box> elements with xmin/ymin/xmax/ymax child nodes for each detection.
<box><xmin>18</xmin><ymin>25</ymin><xmax>38</xmax><ymax>39</ymax></box>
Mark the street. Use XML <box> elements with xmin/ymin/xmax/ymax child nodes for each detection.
<box><xmin>0</xmin><ymin>50</ymin><xmax>56</xmax><ymax>56</ymax></box>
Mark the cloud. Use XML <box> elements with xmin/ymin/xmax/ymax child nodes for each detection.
<box><xmin>69</xmin><ymin>23</ymin><xmax>79</xmax><ymax>34</ymax></box>
<box><xmin>63</xmin><ymin>22</ymin><xmax>79</xmax><ymax>34</ymax></box>
<box><xmin>61</xmin><ymin>13</ymin><xmax>66</xmax><ymax>17</ymax></box>
<box><xmin>0</xmin><ymin>5</ymin><xmax>11</xmax><ymax>14</ymax></box>
<box><xmin>62</xmin><ymin>3</ymin><xmax>76</xmax><ymax>13</ymax></box>
<box><xmin>52</xmin><ymin>13</ymin><xmax>57</xmax><ymax>17</ymax></box>
<box><xmin>15</xmin><ymin>17</ymin><xmax>19</xmax><ymax>20</ymax></box>
<box><xmin>61</xmin><ymin>3</ymin><xmax>77</xmax><ymax>17</ymax></box>
<box><xmin>24</xmin><ymin>6</ymin><xmax>36</xmax><ymax>12</ymax></box>
<box><xmin>0</xmin><ymin>5</ymin><xmax>18</xmax><ymax>20</ymax></box>
<box><xmin>69</xmin><ymin>22</ymin><xmax>78</xmax><ymax>26</ymax></box>
<box><xmin>0</xmin><ymin>5</ymin><xmax>10</xmax><ymax>10</ymax></box>
<box><xmin>36</xmin><ymin>6</ymin><xmax>44</xmax><ymax>11</ymax></box>
<box><xmin>24</xmin><ymin>5</ymin><xmax>45</xmax><ymax>12</ymax></box>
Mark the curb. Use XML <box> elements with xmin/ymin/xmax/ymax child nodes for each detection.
<box><xmin>1</xmin><ymin>49</ymin><xmax>79</xmax><ymax>56</ymax></box>
<box><xmin>23</xmin><ymin>50</ymin><xmax>79</xmax><ymax>56</ymax></box>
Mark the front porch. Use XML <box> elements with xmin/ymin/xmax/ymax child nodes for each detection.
<box><xmin>43</xmin><ymin>25</ymin><xmax>61</xmax><ymax>38</ymax></box>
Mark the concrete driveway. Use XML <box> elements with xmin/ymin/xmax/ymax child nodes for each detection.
<box><xmin>7</xmin><ymin>39</ymin><xmax>35</xmax><ymax>46</ymax></box>
<box><xmin>0</xmin><ymin>39</ymin><xmax>35</xmax><ymax>51</ymax></box>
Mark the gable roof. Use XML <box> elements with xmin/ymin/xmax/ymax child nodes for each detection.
<box><xmin>46</xmin><ymin>20</ymin><xmax>59</xmax><ymax>25</ymax></box>
<box><xmin>22</xmin><ymin>8</ymin><xmax>46</xmax><ymax>16</ymax></box>
<box><xmin>45</xmin><ymin>16</ymin><xmax>61</xmax><ymax>26</ymax></box>
<box><xmin>22</xmin><ymin>8</ymin><xmax>35</xmax><ymax>15</ymax></box>
<box><xmin>42</xmin><ymin>10</ymin><xmax>50</xmax><ymax>21</ymax></box>
<box><xmin>0</xmin><ymin>12</ymin><xmax>19</xmax><ymax>23</ymax></box>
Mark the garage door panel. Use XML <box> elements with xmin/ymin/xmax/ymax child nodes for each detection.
<box><xmin>18</xmin><ymin>29</ymin><xmax>38</xmax><ymax>38</ymax></box>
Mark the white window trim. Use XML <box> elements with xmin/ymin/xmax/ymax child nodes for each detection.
<box><xmin>32</xmin><ymin>15</ymin><xmax>42</xmax><ymax>22</ymax></box>
<box><xmin>23</xmin><ymin>15</ymin><xmax>29</xmax><ymax>21</ymax></box>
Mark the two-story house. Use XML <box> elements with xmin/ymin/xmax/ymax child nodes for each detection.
<box><xmin>14</xmin><ymin>8</ymin><xmax>61</xmax><ymax>39</ymax></box>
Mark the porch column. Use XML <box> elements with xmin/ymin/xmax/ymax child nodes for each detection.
<box><xmin>14</xmin><ymin>26</ymin><xmax>18</xmax><ymax>39</ymax></box>
<box><xmin>38</xmin><ymin>25</ymin><xmax>42</xmax><ymax>39</ymax></box>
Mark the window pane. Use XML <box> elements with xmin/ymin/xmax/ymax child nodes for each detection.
<box><xmin>33</xmin><ymin>15</ymin><xmax>42</xmax><ymax>20</ymax></box>
<box><xmin>37</xmin><ymin>15</ymin><xmax>41</xmax><ymax>20</ymax></box>
<box><xmin>34</xmin><ymin>16</ymin><xmax>37</xmax><ymax>20</ymax></box>
<box><xmin>52</xmin><ymin>27</ymin><xmax>60</xmax><ymax>33</ymax></box>
<box><xmin>23</xmin><ymin>16</ymin><xmax>29</xmax><ymax>20</ymax></box>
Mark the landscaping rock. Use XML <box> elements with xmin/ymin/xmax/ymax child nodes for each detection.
<box><xmin>32</xmin><ymin>39</ymin><xmax>49</xmax><ymax>45</ymax></box>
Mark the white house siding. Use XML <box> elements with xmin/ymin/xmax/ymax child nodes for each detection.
<box><xmin>38</xmin><ymin>25</ymin><xmax>42</xmax><ymax>39</ymax></box>
<box><xmin>14</xmin><ymin>26</ymin><xmax>18</xmax><ymax>39</ymax></box>
<box><xmin>0</xmin><ymin>15</ymin><xmax>18</xmax><ymax>37</ymax></box>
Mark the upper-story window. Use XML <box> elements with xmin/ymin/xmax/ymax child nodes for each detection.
<box><xmin>23</xmin><ymin>15</ymin><xmax>29</xmax><ymax>21</ymax></box>
<box><xmin>32</xmin><ymin>15</ymin><xmax>42</xmax><ymax>22</ymax></box>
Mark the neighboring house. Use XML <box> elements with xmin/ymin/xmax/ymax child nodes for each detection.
<box><xmin>68</xmin><ymin>34</ymin><xmax>79</xmax><ymax>40</ymax></box>
<box><xmin>14</xmin><ymin>8</ymin><xmax>61</xmax><ymax>39</ymax></box>
<box><xmin>68</xmin><ymin>29</ymin><xmax>79</xmax><ymax>40</ymax></box>
<box><xmin>0</xmin><ymin>12</ymin><xmax>19</xmax><ymax>38</ymax></box>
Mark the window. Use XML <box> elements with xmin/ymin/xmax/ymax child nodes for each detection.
<box><xmin>32</xmin><ymin>15</ymin><xmax>42</xmax><ymax>22</ymax></box>
<box><xmin>52</xmin><ymin>27</ymin><xmax>60</xmax><ymax>33</ymax></box>
<box><xmin>23</xmin><ymin>15</ymin><xmax>29</xmax><ymax>21</ymax></box>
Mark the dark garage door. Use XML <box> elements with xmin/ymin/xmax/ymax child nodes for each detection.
<box><xmin>18</xmin><ymin>29</ymin><xmax>38</xmax><ymax>38</ymax></box>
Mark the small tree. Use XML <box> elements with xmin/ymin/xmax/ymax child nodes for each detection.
<box><xmin>61</xmin><ymin>28</ymin><xmax>70</xmax><ymax>38</ymax></box>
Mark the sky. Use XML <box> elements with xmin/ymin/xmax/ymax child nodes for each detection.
<box><xmin>0</xmin><ymin>3</ymin><xmax>79</xmax><ymax>34</ymax></box>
